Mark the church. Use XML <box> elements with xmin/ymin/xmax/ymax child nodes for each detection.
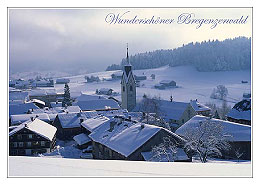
<box><xmin>121</xmin><ymin>45</ymin><xmax>136</xmax><ymax>111</ymax></box>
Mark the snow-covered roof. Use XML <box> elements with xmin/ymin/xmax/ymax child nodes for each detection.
<box><xmin>99</xmin><ymin>88</ymin><xmax>113</xmax><ymax>92</ymax></box>
<box><xmin>52</xmin><ymin>106</ymin><xmax>81</xmax><ymax>114</ymax></box>
<box><xmin>30</xmin><ymin>99</ymin><xmax>46</xmax><ymax>106</ymax></box>
<box><xmin>73</xmin><ymin>133</ymin><xmax>92</xmax><ymax>146</ymax></box>
<box><xmin>141</xmin><ymin>148</ymin><xmax>189</xmax><ymax>162</ymax></box>
<box><xmin>77</xmin><ymin>99</ymin><xmax>120</xmax><ymax>111</ymax></box>
<box><xmin>175</xmin><ymin>115</ymin><xmax>251</xmax><ymax>142</ymax></box>
<box><xmin>9</xmin><ymin>118</ymin><xmax>57</xmax><ymax>141</ymax></box>
<box><xmin>81</xmin><ymin>116</ymin><xmax>110</xmax><ymax>133</ymax></box>
<box><xmin>89</xmin><ymin>119</ymin><xmax>170</xmax><ymax>157</ymax></box>
<box><xmin>9</xmin><ymin>91</ymin><xmax>28</xmax><ymax>101</ymax></box>
<box><xmin>159</xmin><ymin>100</ymin><xmax>190</xmax><ymax>121</ymax></box>
<box><xmin>227</xmin><ymin>99</ymin><xmax>251</xmax><ymax>121</ymax></box>
<box><xmin>50</xmin><ymin>102</ymin><xmax>62</xmax><ymax>108</ymax></box>
<box><xmin>9</xmin><ymin>100</ymin><xmax>24</xmax><ymax>105</ymax></box>
<box><xmin>76</xmin><ymin>94</ymin><xmax>106</xmax><ymax>102</ymax></box>
<box><xmin>9</xmin><ymin>103</ymin><xmax>40</xmax><ymax>116</ymax></box>
<box><xmin>57</xmin><ymin>112</ymin><xmax>98</xmax><ymax>129</ymax></box>
<box><xmin>190</xmin><ymin>100</ymin><xmax>211</xmax><ymax>112</ymax></box>
<box><xmin>97</xmin><ymin>109</ymin><xmax>128</xmax><ymax>118</ymax></box>
<box><xmin>10</xmin><ymin>113</ymin><xmax>51</xmax><ymax>125</ymax></box>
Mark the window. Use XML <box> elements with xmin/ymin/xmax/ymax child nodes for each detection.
<box><xmin>27</xmin><ymin>142</ymin><xmax>32</xmax><ymax>147</ymax></box>
<box><xmin>17</xmin><ymin>135</ymin><xmax>22</xmax><ymax>140</ymax></box>
<box><xmin>13</xmin><ymin>142</ymin><xmax>17</xmax><ymax>148</ymax></box>
<box><xmin>130</xmin><ymin>85</ymin><xmax>133</xmax><ymax>91</ymax></box>
<box><xmin>182</xmin><ymin>119</ymin><xmax>184</xmax><ymax>124</ymax></box>
<box><xmin>19</xmin><ymin>142</ymin><xmax>23</xmax><ymax>147</ymax></box>
<box><xmin>28</xmin><ymin>134</ymin><xmax>33</xmax><ymax>139</ymax></box>
<box><xmin>123</xmin><ymin>86</ymin><xmax>125</xmax><ymax>92</ymax></box>
<box><xmin>41</xmin><ymin>141</ymin><xmax>45</xmax><ymax>146</ymax></box>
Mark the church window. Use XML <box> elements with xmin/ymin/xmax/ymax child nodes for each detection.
<box><xmin>123</xmin><ymin>86</ymin><xmax>125</xmax><ymax>92</ymax></box>
<box><xmin>130</xmin><ymin>85</ymin><xmax>133</xmax><ymax>91</ymax></box>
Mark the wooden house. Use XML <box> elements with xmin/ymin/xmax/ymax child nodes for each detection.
<box><xmin>9</xmin><ymin>118</ymin><xmax>57</xmax><ymax>156</ymax></box>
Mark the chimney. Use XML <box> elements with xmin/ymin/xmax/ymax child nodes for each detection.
<box><xmin>77</xmin><ymin>112</ymin><xmax>81</xmax><ymax>117</ymax></box>
<box><xmin>141</xmin><ymin>123</ymin><xmax>145</xmax><ymax>129</ymax></box>
<box><xmin>170</xmin><ymin>95</ymin><xmax>173</xmax><ymax>102</ymax></box>
<box><xmin>128</xmin><ymin>116</ymin><xmax>131</xmax><ymax>120</ymax></box>
<box><xmin>30</xmin><ymin>117</ymin><xmax>34</xmax><ymax>121</ymax></box>
<box><xmin>80</xmin><ymin>118</ymin><xmax>84</xmax><ymax>123</ymax></box>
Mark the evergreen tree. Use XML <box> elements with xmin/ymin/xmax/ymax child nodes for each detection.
<box><xmin>62</xmin><ymin>83</ymin><xmax>72</xmax><ymax>107</ymax></box>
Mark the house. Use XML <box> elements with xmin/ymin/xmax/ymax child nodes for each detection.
<box><xmin>190</xmin><ymin>99</ymin><xmax>211</xmax><ymax>116</ymax></box>
<box><xmin>111</xmin><ymin>71</ymin><xmax>123</xmax><ymax>80</ymax></box>
<box><xmin>227</xmin><ymin>99</ymin><xmax>251</xmax><ymax>126</ymax></box>
<box><xmin>158</xmin><ymin>100</ymin><xmax>197</xmax><ymax>131</ymax></box>
<box><xmin>175</xmin><ymin>115</ymin><xmax>251</xmax><ymax>160</ymax></box>
<box><xmin>159</xmin><ymin>80</ymin><xmax>176</xmax><ymax>87</ymax></box>
<box><xmin>31</xmin><ymin>79</ymin><xmax>54</xmax><ymax>87</ymax></box>
<box><xmin>154</xmin><ymin>84</ymin><xmax>165</xmax><ymax>90</ymax></box>
<box><xmin>56</xmin><ymin>78</ymin><xmax>70</xmax><ymax>84</ymax></box>
<box><xmin>9</xmin><ymin>102</ymin><xmax>40</xmax><ymax>116</ymax></box>
<box><xmin>89</xmin><ymin>118</ymin><xmax>186</xmax><ymax>161</ymax></box>
<box><xmin>9</xmin><ymin>118</ymin><xmax>57</xmax><ymax>156</ymax></box>
<box><xmin>97</xmin><ymin>88</ymin><xmax>113</xmax><ymax>95</ymax></box>
<box><xmin>53</xmin><ymin>111</ymin><xmax>98</xmax><ymax>140</ymax></box>
<box><xmin>134</xmin><ymin>75</ymin><xmax>147</xmax><ymax>81</ymax></box>
<box><xmin>76</xmin><ymin>99</ymin><xmax>120</xmax><ymax>111</ymax></box>
<box><xmin>29</xmin><ymin>89</ymin><xmax>64</xmax><ymax>106</ymax></box>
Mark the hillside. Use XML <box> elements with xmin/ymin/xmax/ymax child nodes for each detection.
<box><xmin>52</xmin><ymin>65</ymin><xmax>250</xmax><ymax>107</ymax></box>
<box><xmin>106</xmin><ymin>37</ymin><xmax>251</xmax><ymax>72</ymax></box>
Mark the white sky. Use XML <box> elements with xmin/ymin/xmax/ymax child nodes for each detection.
<box><xmin>9</xmin><ymin>8</ymin><xmax>252</xmax><ymax>74</ymax></box>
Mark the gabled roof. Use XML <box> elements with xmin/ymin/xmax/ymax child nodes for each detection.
<box><xmin>175</xmin><ymin>115</ymin><xmax>251</xmax><ymax>142</ymax></box>
<box><xmin>9</xmin><ymin>118</ymin><xmax>57</xmax><ymax>141</ymax></box>
<box><xmin>159</xmin><ymin>100</ymin><xmax>190</xmax><ymax>121</ymax></box>
<box><xmin>81</xmin><ymin>116</ymin><xmax>110</xmax><ymax>133</ymax></box>
<box><xmin>9</xmin><ymin>103</ymin><xmax>40</xmax><ymax>116</ymax></box>
<box><xmin>73</xmin><ymin>133</ymin><xmax>92</xmax><ymax>146</ymax></box>
<box><xmin>190</xmin><ymin>100</ymin><xmax>211</xmax><ymax>112</ymax></box>
<box><xmin>10</xmin><ymin>113</ymin><xmax>50</xmax><ymax>126</ymax></box>
<box><xmin>77</xmin><ymin>99</ymin><xmax>120</xmax><ymax>111</ymax></box>
<box><xmin>9</xmin><ymin>91</ymin><xmax>29</xmax><ymax>101</ymax></box>
<box><xmin>89</xmin><ymin>118</ymin><xmax>176</xmax><ymax>157</ymax></box>
<box><xmin>57</xmin><ymin>112</ymin><xmax>98</xmax><ymax>129</ymax></box>
<box><xmin>76</xmin><ymin>94</ymin><xmax>106</xmax><ymax>102</ymax></box>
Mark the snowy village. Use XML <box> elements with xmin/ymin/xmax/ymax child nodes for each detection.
<box><xmin>8</xmin><ymin>8</ymin><xmax>252</xmax><ymax>177</ymax></box>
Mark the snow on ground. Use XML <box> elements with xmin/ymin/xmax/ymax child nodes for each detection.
<box><xmin>9</xmin><ymin>156</ymin><xmax>251</xmax><ymax>177</ymax></box>
<box><xmin>50</xmin><ymin>65</ymin><xmax>250</xmax><ymax>107</ymax></box>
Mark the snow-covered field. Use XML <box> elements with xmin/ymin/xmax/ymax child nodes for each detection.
<box><xmin>51</xmin><ymin>65</ymin><xmax>251</xmax><ymax>107</ymax></box>
<box><xmin>8</xmin><ymin>156</ymin><xmax>251</xmax><ymax>177</ymax></box>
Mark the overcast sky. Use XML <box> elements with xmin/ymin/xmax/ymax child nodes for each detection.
<box><xmin>9</xmin><ymin>8</ymin><xmax>252</xmax><ymax>74</ymax></box>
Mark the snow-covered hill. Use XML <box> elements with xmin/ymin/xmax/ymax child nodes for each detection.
<box><xmin>9</xmin><ymin>156</ymin><xmax>251</xmax><ymax>177</ymax></box>
<box><xmin>52</xmin><ymin>65</ymin><xmax>250</xmax><ymax>107</ymax></box>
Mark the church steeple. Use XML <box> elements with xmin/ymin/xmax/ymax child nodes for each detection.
<box><xmin>121</xmin><ymin>44</ymin><xmax>136</xmax><ymax>111</ymax></box>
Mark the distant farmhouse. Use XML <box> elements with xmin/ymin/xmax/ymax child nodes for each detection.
<box><xmin>227</xmin><ymin>99</ymin><xmax>251</xmax><ymax>126</ymax></box>
<box><xmin>96</xmin><ymin>88</ymin><xmax>113</xmax><ymax>95</ymax></box>
<box><xmin>176</xmin><ymin>115</ymin><xmax>251</xmax><ymax>160</ymax></box>
<box><xmin>28</xmin><ymin>89</ymin><xmax>64</xmax><ymax>106</ymax></box>
<box><xmin>154</xmin><ymin>80</ymin><xmax>176</xmax><ymax>90</ymax></box>
<box><xmin>9</xmin><ymin>118</ymin><xmax>57</xmax><ymax>156</ymax></box>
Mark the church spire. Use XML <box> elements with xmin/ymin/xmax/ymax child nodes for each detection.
<box><xmin>126</xmin><ymin>43</ymin><xmax>130</xmax><ymax>65</ymax></box>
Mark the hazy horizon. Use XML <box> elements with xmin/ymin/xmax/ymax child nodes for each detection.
<box><xmin>9</xmin><ymin>8</ymin><xmax>252</xmax><ymax>75</ymax></box>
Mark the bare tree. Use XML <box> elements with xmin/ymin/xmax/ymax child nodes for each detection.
<box><xmin>151</xmin><ymin>137</ymin><xmax>178</xmax><ymax>162</ymax></box>
<box><xmin>210</xmin><ymin>85</ymin><xmax>228</xmax><ymax>100</ymax></box>
<box><xmin>183</xmin><ymin>118</ymin><xmax>231</xmax><ymax>163</ymax></box>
